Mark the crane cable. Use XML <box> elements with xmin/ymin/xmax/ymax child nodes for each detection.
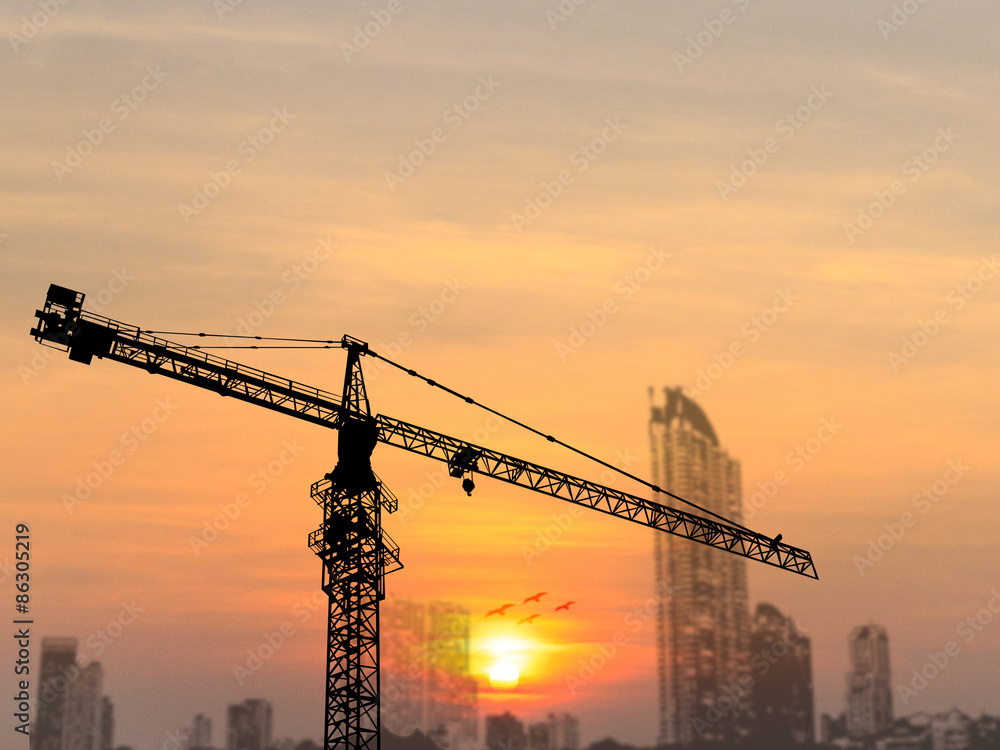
<box><xmin>363</xmin><ymin>348</ymin><xmax>762</xmax><ymax>537</ymax></box>
<box><xmin>140</xmin><ymin>329</ymin><xmax>761</xmax><ymax>537</ymax></box>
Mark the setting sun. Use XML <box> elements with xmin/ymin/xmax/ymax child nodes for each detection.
<box><xmin>488</xmin><ymin>662</ymin><xmax>520</xmax><ymax>690</ymax></box>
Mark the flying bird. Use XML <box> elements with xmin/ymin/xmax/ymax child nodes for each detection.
<box><xmin>522</xmin><ymin>592</ymin><xmax>547</xmax><ymax>604</ymax></box>
<box><xmin>554</xmin><ymin>601</ymin><xmax>575</xmax><ymax>612</ymax></box>
<box><xmin>485</xmin><ymin>603</ymin><xmax>515</xmax><ymax>618</ymax></box>
<box><xmin>517</xmin><ymin>614</ymin><xmax>540</xmax><ymax>626</ymax></box>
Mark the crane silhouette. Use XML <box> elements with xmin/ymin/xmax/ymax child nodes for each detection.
<box><xmin>29</xmin><ymin>284</ymin><xmax>817</xmax><ymax>750</ymax></box>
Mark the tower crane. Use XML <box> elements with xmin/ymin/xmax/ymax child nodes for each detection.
<box><xmin>29</xmin><ymin>284</ymin><xmax>817</xmax><ymax>750</ymax></box>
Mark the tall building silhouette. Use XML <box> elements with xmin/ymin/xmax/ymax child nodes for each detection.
<box><xmin>34</xmin><ymin>638</ymin><xmax>79</xmax><ymax>750</ymax></box>
<box><xmin>649</xmin><ymin>387</ymin><xmax>750</xmax><ymax>746</ymax></box>
<box><xmin>846</xmin><ymin>624</ymin><xmax>892</xmax><ymax>739</ymax></box>
<box><xmin>190</xmin><ymin>713</ymin><xmax>213</xmax><ymax>749</ymax></box>
<box><xmin>747</xmin><ymin>603</ymin><xmax>813</xmax><ymax>749</ymax></box>
<box><xmin>545</xmin><ymin>713</ymin><xmax>579</xmax><ymax>750</ymax></box>
<box><xmin>227</xmin><ymin>699</ymin><xmax>272</xmax><ymax>750</ymax></box>
<box><xmin>65</xmin><ymin>663</ymin><xmax>103</xmax><ymax>750</ymax></box>
<box><xmin>33</xmin><ymin>639</ymin><xmax>106</xmax><ymax>750</ymax></box>
<box><xmin>525</xmin><ymin>714</ymin><xmax>580</xmax><ymax>750</ymax></box>
<box><xmin>99</xmin><ymin>697</ymin><xmax>113</xmax><ymax>750</ymax></box>
<box><xmin>380</xmin><ymin>599</ymin><xmax>478</xmax><ymax>750</ymax></box>
<box><xmin>484</xmin><ymin>712</ymin><xmax>525</xmax><ymax>750</ymax></box>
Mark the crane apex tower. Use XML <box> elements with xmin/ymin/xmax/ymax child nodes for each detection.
<box><xmin>650</xmin><ymin>388</ymin><xmax>751</xmax><ymax>746</ymax></box>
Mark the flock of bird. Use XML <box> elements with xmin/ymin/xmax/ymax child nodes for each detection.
<box><xmin>484</xmin><ymin>592</ymin><xmax>575</xmax><ymax>625</ymax></box>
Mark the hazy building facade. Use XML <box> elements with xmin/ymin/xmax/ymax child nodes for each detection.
<box><xmin>33</xmin><ymin>640</ymin><xmax>106</xmax><ymax>750</ymax></box>
<box><xmin>34</xmin><ymin>638</ymin><xmax>80</xmax><ymax>750</ymax></box>
<box><xmin>485</xmin><ymin>712</ymin><xmax>525</xmax><ymax>750</ymax></box>
<box><xmin>747</xmin><ymin>603</ymin><xmax>813</xmax><ymax>749</ymax></box>
<box><xmin>650</xmin><ymin>387</ymin><xmax>751</xmax><ymax>745</ymax></box>
<box><xmin>847</xmin><ymin>624</ymin><xmax>893</xmax><ymax>739</ymax></box>
<box><xmin>381</xmin><ymin>599</ymin><xmax>478</xmax><ymax>750</ymax></box>
<box><xmin>190</xmin><ymin>714</ymin><xmax>213</xmax><ymax>749</ymax></box>
<box><xmin>524</xmin><ymin>714</ymin><xmax>579</xmax><ymax>750</ymax></box>
<box><xmin>545</xmin><ymin>713</ymin><xmax>579</xmax><ymax>750</ymax></box>
<box><xmin>226</xmin><ymin>700</ymin><xmax>272</xmax><ymax>750</ymax></box>
<box><xmin>527</xmin><ymin>723</ymin><xmax>550</xmax><ymax>750</ymax></box>
<box><xmin>100</xmin><ymin>697</ymin><xmax>114</xmax><ymax>750</ymax></box>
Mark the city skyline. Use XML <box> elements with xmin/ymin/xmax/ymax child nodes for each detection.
<box><xmin>23</xmin><ymin>621</ymin><xmax>1000</xmax><ymax>750</ymax></box>
<box><xmin>3</xmin><ymin>2</ymin><xmax>999</xmax><ymax>748</ymax></box>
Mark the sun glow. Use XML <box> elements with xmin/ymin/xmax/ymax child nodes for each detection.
<box><xmin>488</xmin><ymin>662</ymin><xmax>520</xmax><ymax>689</ymax></box>
<box><xmin>477</xmin><ymin>635</ymin><xmax>533</xmax><ymax>691</ymax></box>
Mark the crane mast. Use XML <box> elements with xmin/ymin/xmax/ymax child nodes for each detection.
<box><xmin>30</xmin><ymin>284</ymin><xmax>817</xmax><ymax>750</ymax></box>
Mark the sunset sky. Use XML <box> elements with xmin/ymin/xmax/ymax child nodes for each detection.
<box><xmin>2</xmin><ymin>1</ymin><xmax>999</xmax><ymax>749</ymax></box>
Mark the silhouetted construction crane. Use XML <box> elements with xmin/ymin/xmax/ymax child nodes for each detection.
<box><xmin>30</xmin><ymin>284</ymin><xmax>817</xmax><ymax>750</ymax></box>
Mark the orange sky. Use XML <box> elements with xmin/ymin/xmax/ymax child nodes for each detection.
<box><xmin>2</xmin><ymin>2</ymin><xmax>999</xmax><ymax>749</ymax></box>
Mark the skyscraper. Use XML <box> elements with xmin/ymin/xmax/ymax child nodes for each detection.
<box><xmin>33</xmin><ymin>639</ymin><xmax>106</xmax><ymax>750</ymax></box>
<box><xmin>64</xmin><ymin>663</ymin><xmax>103</xmax><ymax>750</ymax></box>
<box><xmin>546</xmin><ymin>713</ymin><xmax>579</xmax><ymax>750</ymax></box>
<box><xmin>381</xmin><ymin>599</ymin><xmax>478</xmax><ymax>750</ymax></box>
<box><xmin>484</xmin><ymin>712</ymin><xmax>525</xmax><ymax>750</ymax></box>
<box><xmin>100</xmin><ymin>697</ymin><xmax>113</xmax><ymax>750</ymax></box>
<box><xmin>34</xmin><ymin>638</ymin><xmax>79</xmax><ymax>750</ymax></box>
<box><xmin>190</xmin><ymin>714</ymin><xmax>213</xmax><ymax>750</ymax></box>
<box><xmin>227</xmin><ymin>700</ymin><xmax>272</xmax><ymax>750</ymax></box>
<box><xmin>650</xmin><ymin>387</ymin><xmax>750</xmax><ymax>746</ymax></box>
<box><xmin>846</xmin><ymin>624</ymin><xmax>892</xmax><ymax>739</ymax></box>
<box><xmin>747</xmin><ymin>603</ymin><xmax>813</xmax><ymax>749</ymax></box>
<box><xmin>524</xmin><ymin>714</ymin><xmax>580</xmax><ymax>750</ymax></box>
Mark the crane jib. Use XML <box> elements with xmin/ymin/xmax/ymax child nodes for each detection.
<box><xmin>30</xmin><ymin>282</ymin><xmax>817</xmax><ymax>582</ymax></box>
